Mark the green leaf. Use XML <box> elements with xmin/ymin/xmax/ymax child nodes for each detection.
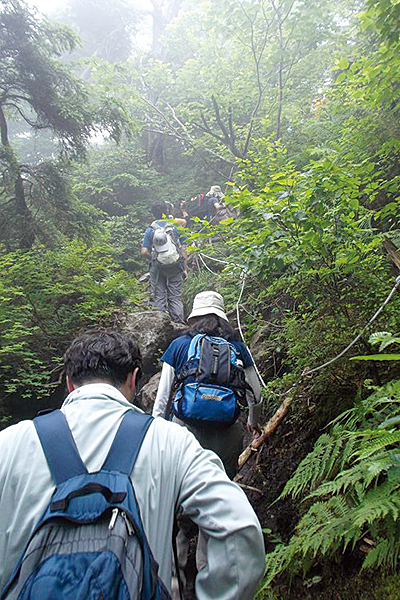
<box><xmin>338</xmin><ymin>57</ymin><xmax>349</xmax><ymax>70</ymax></box>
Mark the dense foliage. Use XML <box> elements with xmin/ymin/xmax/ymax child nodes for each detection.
<box><xmin>259</xmin><ymin>339</ymin><xmax>400</xmax><ymax>590</ymax></box>
<box><xmin>0</xmin><ymin>238</ymin><xmax>144</xmax><ymax>404</ymax></box>
<box><xmin>1</xmin><ymin>0</ymin><xmax>400</xmax><ymax>596</ymax></box>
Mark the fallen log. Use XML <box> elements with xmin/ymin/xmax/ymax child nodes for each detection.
<box><xmin>237</xmin><ymin>395</ymin><xmax>293</xmax><ymax>470</ymax></box>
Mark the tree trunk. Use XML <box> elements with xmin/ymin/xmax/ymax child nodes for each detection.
<box><xmin>0</xmin><ymin>105</ymin><xmax>34</xmax><ymax>248</ymax></box>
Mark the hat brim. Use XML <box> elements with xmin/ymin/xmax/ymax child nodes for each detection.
<box><xmin>187</xmin><ymin>306</ymin><xmax>229</xmax><ymax>322</ymax></box>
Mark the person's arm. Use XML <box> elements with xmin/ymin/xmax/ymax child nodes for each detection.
<box><xmin>141</xmin><ymin>227</ymin><xmax>153</xmax><ymax>261</ymax></box>
<box><xmin>181</xmin><ymin>246</ymin><xmax>188</xmax><ymax>280</ymax></box>
<box><xmin>245</xmin><ymin>365</ymin><xmax>263</xmax><ymax>435</ymax></box>
<box><xmin>141</xmin><ymin>246</ymin><xmax>151</xmax><ymax>260</ymax></box>
<box><xmin>173</xmin><ymin>217</ymin><xmax>187</xmax><ymax>227</ymax></box>
<box><xmin>152</xmin><ymin>362</ymin><xmax>175</xmax><ymax>418</ymax></box>
<box><xmin>176</xmin><ymin>430</ymin><xmax>265</xmax><ymax>599</ymax></box>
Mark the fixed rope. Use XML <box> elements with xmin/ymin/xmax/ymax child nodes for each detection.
<box><xmin>235</xmin><ymin>273</ymin><xmax>400</xmax><ymax>397</ymax></box>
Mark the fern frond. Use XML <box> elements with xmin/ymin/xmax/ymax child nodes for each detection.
<box><xmin>362</xmin><ymin>534</ymin><xmax>400</xmax><ymax>570</ymax></box>
<box><xmin>354</xmin><ymin>429</ymin><xmax>400</xmax><ymax>460</ymax></box>
<box><xmin>339</xmin><ymin>434</ymin><xmax>358</xmax><ymax>470</ymax></box>
<box><xmin>362</xmin><ymin>539</ymin><xmax>391</xmax><ymax>570</ymax></box>
<box><xmin>324</xmin><ymin>435</ymin><xmax>345</xmax><ymax>480</ymax></box>
<box><xmin>295</xmin><ymin>497</ymin><xmax>353</xmax><ymax>558</ymax></box>
<box><xmin>306</xmin><ymin>457</ymin><xmax>387</xmax><ymax>500</ymax></box>
<box><xmin>280</xmin><ymin>429</ymin><xmax>349</xmax><ymax>500</ymax></box>
<box><xmin>352</xmin><ymin>481</ymin><xmax>400</xmax><ymax>528</ymax></box>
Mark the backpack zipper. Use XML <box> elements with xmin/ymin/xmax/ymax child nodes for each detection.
<box><xmin>108</xmin><ymin>508</ymin><xmax>134</xmax><ymax>536</ymax></box>
<box><xmin>122</xmin><ymin>511</ymin><xmax>134</xmax><ymax>536</ymax></box>
<box><xmin>109</xmin><ymin>508</ymin><xmax>119</xmax><ymax>529</ymax></box>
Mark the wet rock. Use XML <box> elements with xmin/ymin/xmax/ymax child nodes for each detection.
<box><xmin>122</xmin><ymin>310</ymin><xmax>186</xmax><ymax>381</ymax></box>
<box><xmin>138</xmin><ymin>371</ymin><xmax>161</xmax><ymax>413</ymax></box>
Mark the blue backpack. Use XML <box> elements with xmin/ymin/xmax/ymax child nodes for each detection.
<box><xmin>1</xmin><ymin>409</ymin><xmax>171</xmax><ymax>600</ymax></box>
<box><xmin>172</xmin><ymin>334</ymin><xmax>248</xmax><ymax>427</ymax></box>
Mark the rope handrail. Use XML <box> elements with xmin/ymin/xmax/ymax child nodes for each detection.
<box><xmin>235</xmin><ymin>273</ymin><xmax>400</xmax><ymax>398</ymax></box>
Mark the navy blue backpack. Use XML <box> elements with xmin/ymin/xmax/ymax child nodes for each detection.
<box><xmin>172</xmin><ymin>334</ymin><xmax>249</xmax><ymax>427</ymax></box>
<box><xmin>1</xmin><ymin>409</ymin><xmax>171</xmax><ymax>600</ymax></box>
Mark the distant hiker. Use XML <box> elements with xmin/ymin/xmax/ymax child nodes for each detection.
<box><xmin>164</xmin><ymin>200</ymin><xmax>174</xmax><ymax>218</ymax></box>
<box><xmin>0</xmin><ymin>330</ymin><xmax>265</xmax><ymax>599</ymax></box>
<box><xmin>174</xmin><ymin>197</ymin><xmax>190</xmax><ymax>224</ymax></box>
<box><xmin>141</xmin><ymin>203</ymin><xmax>188</xmax><ymax>324</ymax></box>
<box><xmin>205</xmin><ymin>185</ymin><xmax>225</xmax><ymax>221</ymax></box>
<box><xmin>185</xmin><ymin>193</ymin><xmax>208</xmax><ymax>220</ymax></box>
<box><xmin>152</xmin><ymin>291</ymin><xmax>263</xmax><ymax>597</ymax></box>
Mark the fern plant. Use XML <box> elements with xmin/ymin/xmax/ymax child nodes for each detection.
<box><xmin>260</xmin><ymin>338</ymin><xmax>400</xmax><ymax>590</ymax></box>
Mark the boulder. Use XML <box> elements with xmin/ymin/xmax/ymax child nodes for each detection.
<box><xmin>122</xmin><ymin>310</ymin><xmax>186</xmax><ymax>381</ymax></box>
<box><xmin>138</xmin><ymin>371</ymin><xmax>161</xmax><ymax>413</ymax></box>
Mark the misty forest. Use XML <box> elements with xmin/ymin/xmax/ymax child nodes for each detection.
<box><xmin>2</xmin><ymin>0</ymin><xmax>400</xmax><ymax>597</ymax></box>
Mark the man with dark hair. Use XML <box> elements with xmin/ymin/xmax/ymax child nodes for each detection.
<box><xmin>141</xmin><ymin>203</ymin><xmax>188</xmax><ymax>324</ymax></box>
<box><xmin>63</xmin><ymin>330</ymin><xmax>142</xmax><ymax>387</ymax></box>
<box><xmin>0</xmin><ymin>330</ymin><xmax>265</xmax><ymax>599</ymax></box>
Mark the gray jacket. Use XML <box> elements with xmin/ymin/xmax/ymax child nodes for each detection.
<box><xmin>0</xmin><ymin>383</ymin><xmax>265</xmax><ymax>599</ymax></box>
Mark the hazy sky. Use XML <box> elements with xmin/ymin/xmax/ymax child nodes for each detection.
<box><xmin>28</xmin><ymin>0</ymin><xmax>152</xmax><ymax>16</ymax></box>
<box><xmin>28</xmin><ymin>0</ymin><xmax>64</xmax><ymax>15</ymax></box>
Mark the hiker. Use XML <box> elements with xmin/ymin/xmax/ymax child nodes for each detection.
<box><xmin>152</xmin><ymin>290</ymin><xmax>262</xmax><ymax>477</ymax></box>
<box><xmin>141</xmin><ymin>203</ymin><xmax>188</xmax><ymax>324</ymax></box>
<box><xmin>0</xmin><ymin>330</ymin><xmax>265</xmax><ymax>599</ymax></box>
<box><xmin>152</xmin><ymin>291</ymin><xmax>263</xmax><ymax>597</ymax></box>
<box><xmin>173</xmin><ymin>198</ymin><xmax>190</xmax><ymax>224</ymax></box>
<box><xmin>185</xmin><ymin>193</ymin><xmax>208</xmax><ymax>221</ymax></box>
<box><xmin>205</xmin><ymin>185</ymin><xmax>225</xmax><ymax>221</ymax></box>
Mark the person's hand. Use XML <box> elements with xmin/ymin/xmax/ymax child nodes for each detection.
<box><xmin>247</xmin><ymin>422</ymin><xmax>262</xmax><ymax>438</ymax></box>
<box><xmin>183</xmin><ymin>269</ymin><xmax>188</xmax><ymax>280</ymax></box>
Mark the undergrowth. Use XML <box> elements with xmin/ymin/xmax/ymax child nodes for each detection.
<box><xmin>258</xmin><ymin>370</ymin><xmax>400</xmax><ymax>593</ymax></box>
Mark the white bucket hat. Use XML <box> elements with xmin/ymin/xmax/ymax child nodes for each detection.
<box><xmin>187</xmin><ymin>291</ymin><xmax>229</xmax><ymax>322</ymax></box>
<box><xmin>206</xmin><ymin>185</ymin><xmax>224</xmax><ymax>198</ymax></box>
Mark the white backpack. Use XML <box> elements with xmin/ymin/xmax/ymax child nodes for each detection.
<box><xmin>151</xmin><ymin>222</ymin><xmax>181</xmax><ymax>270</ymax></box>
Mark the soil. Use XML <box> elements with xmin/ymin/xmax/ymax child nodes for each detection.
<box><xmin>238</xmin><ymin>385</ymin><xmax>400</xmax><ymax>599</ymax></box>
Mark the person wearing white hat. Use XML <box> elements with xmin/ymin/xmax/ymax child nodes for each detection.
<box><xmin>153</xmin><ymin>290</ymin><xmax>262</xmax><ymax>470</ymax></box>
<box><xmin>152</xmin><ymin>290</ymin><xmax>263</xmax><ymax>598</ymax></box>
<box><xmin>205</xmin><ymin>186</ymin><xmax>225</xmax><ymax>221</ymax></box>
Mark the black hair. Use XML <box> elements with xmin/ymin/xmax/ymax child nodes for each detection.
<box><xmin>151</xmin><ymin>203</ymin><xmax>166</xmax><ymax>220</ymax></box>
<box><xmin>64</xmin><ymin>330</ymin><xmax>142</xmax><ymax>387</ymax></box>
<box><xmin>186</xmin><ymin>314</ymin><xmax>239</xmax><ymax>341</ymax></box>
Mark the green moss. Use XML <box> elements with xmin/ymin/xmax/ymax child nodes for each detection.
<box><xmin>374</xmin><ymin>574</ymin><xmax>400</xmax><ymax>599</ymax></box>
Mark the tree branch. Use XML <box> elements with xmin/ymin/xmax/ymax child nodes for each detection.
<box><xmin>236</xmin><ymin>395</ymin><xmax>293</xmax><ymax>470</ymax></box>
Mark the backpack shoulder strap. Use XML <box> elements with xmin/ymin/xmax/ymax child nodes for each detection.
<box><xmin>102</xmin><ymin>410</ymin><xmax>153</xmax><ymax>475</ymax></box>
<box><xmin>33</xmin><ymin>410</ymin><xmax>88</xmax><ymax>485</ymax></box>
<box><xmin>174</xmin><ymin>335</ymin><xmax>204</xmax><ymax>383</ymax></box>
<box><xmin>150</xmin><ymin>221</ymin><xmax>163</xmax><ymax>230</ymax></box>
<box><xmin>187</xmin><ymin>334</ymin><xmax>205</xmax><ymax>360</ymax></box>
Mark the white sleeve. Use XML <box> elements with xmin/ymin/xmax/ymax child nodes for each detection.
<box><xmin>176</xmin><ymin>431</ymin><xmax>265</xmax><ymax>600</ymax></box>
<box><xmin>152</xmin><ymin>362</ymin><xmax>175</xmax><ymax>418</ymax></box>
